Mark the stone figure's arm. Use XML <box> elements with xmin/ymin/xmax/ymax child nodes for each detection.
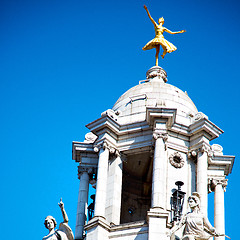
<box><xmin>143</xmin><ymin>5</ymin><xmax>157</xmax><ymax>27</ymax></box>
<box><xmin>164</xmin><ymin>28</ymin><xmax>186</xmax><ymax>34</ymax></box>
<box><xmin>203</xmin><ymin>215</ymin><xmax>217</xmax><ymax>235</ymax></box>
<box><xmin>169</xmin><ymin>214</ymin><xmax>186</xmax><ymax>236</ymax></box>
<box><xmin>59</xmin><ymin>198</ymin><xmax>69</xmax><ymax>223</ymax></box>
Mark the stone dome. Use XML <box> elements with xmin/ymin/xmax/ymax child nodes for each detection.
<box><xmin>112</xmin><ymin>67</ymin><xmax>198</xmax><ymax>126</ymax></box>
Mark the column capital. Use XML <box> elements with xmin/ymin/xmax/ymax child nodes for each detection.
<box><xmin>94</xmin><ymin>141</ymin><xmax>118</xmax><ymax>155</ymax></box>
<box><xmin>190</xmin><ymin>143</ymin><xmax>212</xmax><ymax>157</ymax></box>
<box><xmin>209</xmin><ymin>178</ymin><xmax>228</xmax><ymax>192</ymax></box>
<box><xmin>199</xmin><ymin>143</ymin><xmax>211</xmax><ymax>153</ymax></box>
<box><xmin>93</xmin><ymin>141</ymin><xmax>108</xmax><ymax>152</ymax></box>
<box><xmin>188</xmin><ymin>150</ymin><xmax>197</xmax><ymax>160</ymax></box>
<box><xmin>78</xmin><ymin>166</ymin><xmax>94</xmax><ymax>179</ymax></box>
<box><xmin>153</xmin><ymin>129</ymin><xmax>168</xmax><ymax>142</ymax></box>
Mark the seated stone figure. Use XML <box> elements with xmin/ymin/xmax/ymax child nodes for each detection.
<box><xmin>43</xmin><ymin>199</ymin><xmax>74</xmax><ymax>240</ymax></box>
<box><xmin>170</xmin><ymin>192</ymin><xmax>219</xmax><ymax>240</ymax></box>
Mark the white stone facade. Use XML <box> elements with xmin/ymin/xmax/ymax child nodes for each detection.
<box><xmin>72</xmin><ymin>66</ymin><xmax>234</xmax><ymax>240</ymax></box>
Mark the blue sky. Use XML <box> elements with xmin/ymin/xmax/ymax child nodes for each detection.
<box><xmin>0</xmin><ymin>0</ymin><xmax>239</xmax><ymax>239</ymax></box>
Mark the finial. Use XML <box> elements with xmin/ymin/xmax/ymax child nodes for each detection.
<box><xmin>146</xmin><ymin>66</ymin><xmax>167</xmax><ymax>82</ymax></box>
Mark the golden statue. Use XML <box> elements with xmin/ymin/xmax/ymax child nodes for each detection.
<box><xmin>142</xmin><ymin>5</ymin><xmax>186</xmax><ymax>66</ymax></box>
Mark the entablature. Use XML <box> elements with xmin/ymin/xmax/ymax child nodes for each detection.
<box><xmin>74</xmin><ymin>108</ymin><xmax>233</xmax><ymax>169</ymax></box>
<box><xmin>208</xmin><ymin>155</ymin><xmax>235</xmax><ymax>175</ymax></box>
<box><xmin>72</xmin><ymin>141</ymin><xmax>98</xmax><ymax>163</ymax></box>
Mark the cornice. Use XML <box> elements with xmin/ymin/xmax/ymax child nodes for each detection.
<box><xmin>72</xmin><ymin>142</ymin><xmax>98</xmax><ymax>162</ymax></box>
<box><xmin>146</xmin><ymin>107</ymin><xmax>177</xmax><ymax>128</ymax></box>
<box><xmin>208</xmin><ymin>155</ymin><xmax>235</xmax><ymax>175</ymax></box>
<box><xmin>85</xmin><ymin>108</ymin><xmax>223</xmax><ymax>143</ymax></box>
<box><xmin>189</xmin><ymin>118</ymin><xmax>223</xmax><ymax>141</ymax></box>
<box><xmin>84</xmin><ymin>216</ymin><xmax>110</xmax><ymax>232</ymax></box>
<box><xmin>86</xmin><ymin>115</ymin><xmax>121</xmax><ymax>137</ymax></box>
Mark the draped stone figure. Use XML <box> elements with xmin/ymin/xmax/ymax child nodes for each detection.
<box><xmin>43</xmin><ymin>199</ymin><xmax>74</xmax><ymax>240</ymax></box>
<box><xmin>169</xmin><ymin>192</ymin><xmax>219</xmax><ymax>240</ymax></box>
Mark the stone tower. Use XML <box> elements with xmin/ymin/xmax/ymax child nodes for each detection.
<box><xmin>72</xmin><ymin>66</ymin><xmax>234</xmax><ymax>240</ymax></box>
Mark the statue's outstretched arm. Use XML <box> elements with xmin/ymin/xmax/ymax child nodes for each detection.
<box><xmin>169</xmin><ymin>214</ymin><xmax>186</xmax><ymax>237</ymax></box>
<box><xmin>203</xmin><ymin>215</ymin><xmax>217</xmax><ymax>235</ymax></box>
<box><xmin>164</xmin><ymin>28</ymin><xmax>186</xmax><ymax>34</ymax></box>
<box><xmin>144</xmin><ymin>5</ymin><xmax>157</xmax><ymax>26</ymax></box>
<box><xmin>58</xmin><ymin>198</ymin><xmax>69</xmax><ymax>223</ymax></box>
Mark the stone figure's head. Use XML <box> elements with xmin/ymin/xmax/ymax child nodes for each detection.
<box><xmin>188</xmin><ymin>192</ymin><xmax>201</xmax><ymax>209</ymax></box>
<box><xmin>44</xmin><ymin>215</ymin><xmax>57</xmax><ymax>230</ymax></box>
<box><xmin>158</xmin><ymin>17</ymin><xmax>164</xmax><ymax>24</ymax></box>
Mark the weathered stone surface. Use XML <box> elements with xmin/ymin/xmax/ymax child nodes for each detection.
<box><xmin>73</xmin><ymin>66</ymin><xmax>234</xmax><ymax>240</ymax></box>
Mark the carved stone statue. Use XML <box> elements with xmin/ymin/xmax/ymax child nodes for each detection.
<box><xmin>169</xmin><ymin>192</ymin><xmax>219</xmax><ymax>240</ymax></box>
<box><xmin>43</xmin><ymin>199</ymin><xmax>74</xmax><ymax>240</ymax></box>
<box><xmin>142</xmin><ymin>5</ymin><xmax>186</xmax><ymax>66</ymax></box>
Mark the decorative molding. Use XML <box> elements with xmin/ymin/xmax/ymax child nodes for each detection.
<box><xmin>192</xmin><ymin>112</ymin><xmax>208</xmax><ymax>123</ymax></box>
<box><xmin>169</xmin><ymin>152</ymin><xmax>185</xmax><ymax>168</ymax></box>
<box><xmin>101</xmin><ymin>109</ymin><xmax>119</xmax><ymax>121</ymax></box>
<box><xmin>211</xmin><ymin>144</ymin><xmax>223</xmax><ymax>156</ymax></box>
<box><xmin>84</xmin><ymin>132</ymin><xmax>98</xmax><ymax>143</ymax></box>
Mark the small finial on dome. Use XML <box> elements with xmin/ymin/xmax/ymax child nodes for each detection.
<box><xmin>146</xmin><ymin>66</ymin><xmax>167</xmax><ymax>83</ymax></box>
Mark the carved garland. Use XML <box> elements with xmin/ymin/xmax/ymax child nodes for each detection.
<box><xmin>169</xmin><ymin>152</ymin><xmax>184</xmax><ymax>168</ymax></box>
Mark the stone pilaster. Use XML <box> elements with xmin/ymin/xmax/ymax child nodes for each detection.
<box><xmin>105</xmin><ymin>151</ymin><xmax>122</xmax><ymax>225</ymax></box>
<box><xmin>196</xmin><ymin>143</ymin><xmax>210</xmax><ymax>216</ymax></box>
<box><xmin>210</xmin><ymin>179</ymin><xmax>228</xmax><ymax>240</ymax></box>
<box><xmin>152</xmin><ymin>129</ymin><xmax>168</xmax><ymax>210</ymax></box>
<box><xmin>147</xmin><ymin>210</ymin><xmax>169</xmax><ymax>240</ymax></box>
<box><xmin>94</xmin><ymin>141</ymin><xmax>111</xmax><ymax>218</ymax></box>
<box><xmin>75</xmin><ymin>167</ymin><xmax>90</xmax><ymax>240</ymax></box>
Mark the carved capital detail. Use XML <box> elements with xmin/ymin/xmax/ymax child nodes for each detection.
<box><xmin>115</xmin><ymin>149</ymin><xmax>121</xmax><ymax>157</ymax></box>
<box><xmin>153</xmin><ymin>130</ymin><xmax>168</xmax><ymax>142</ymax></box>
<box><xmin>208</xmin><ymin>178</ymin><xmax>228</xmax><ymax>192</ymax></box>
<box><xmin>153</xmin><ymin>130</ymin><xmax>168</xmax><ymax>150</ymax></box>
<box><xmin>93</xmin><ymin>141</ymin><xmax>119</xmax><ymax>156</ymax></box>
<box><xmin>199</xmin><ymin>143</ymin><xmax>211</xmax><ymax>153</ymax></box>
<box><xmin>78</xmin><ymin>166</ymin><xmax>94</xmax><ymax>179</ymax></box>
<box><xmin>188</xmin><ymin>150</ymin><xmax>197</xmax><ymax>159</ymax></box>
<box><xmin>207</xmin><ymin>149</ymin><xmax>214</xmax><ymax>158</ymax></box>
<box><xmin>93</xmin><ymin>141</ymin><xmax>109</xmax><ymax>152</ymax></box>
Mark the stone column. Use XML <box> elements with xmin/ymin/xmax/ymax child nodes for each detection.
<box><xmin>212</xmin><ymin>179</ymin><xmax>227</xmax><ymax>240</ymax></box>
<box><xmin>152</xmin><ymin>130</ymin><xmax>168</xmax><ymax>210</ymax></box>
<box><xmin>94</xmin><ymin>142</ymin><xmax>110</xmax><ymax>218</ymax></box>
<box><xmin>75</xmin><ymin>168</ymin><xmax>90</xmax><ymax>240</ymax></box>
<box><xmin>196</xmin><ymin>145</ymin><xmax>209</xmax><ymax>215</ymax></box>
